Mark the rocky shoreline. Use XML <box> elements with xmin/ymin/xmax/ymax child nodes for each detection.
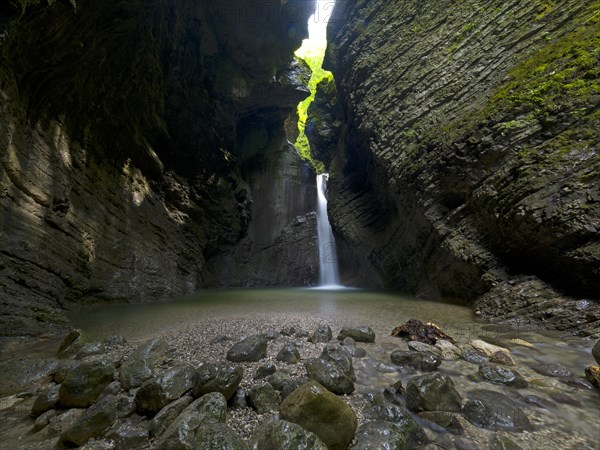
<box><xmin>1</xmin><ymin>316</ymin><xmax>599</xmax><ymax>450</ymax></box>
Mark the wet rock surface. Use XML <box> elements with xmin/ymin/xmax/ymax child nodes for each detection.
<box><xmin>391</xmin><ymin>350</ymin><xmax>442</xmax><ymax>372</ymax></box>
<box><xmin>478</xmin><ymin>363</ymin><xmax>528</xmax><ymax>388</ymax></box>
<box><xmin>406</xmin><ymin>373</ymin><xmax>463</xmax><ymax>413</ymax></box>
<box><xmin>337</xmin><ymin>326</ymin><xmax>376</xmax><ymax>343</ymax></box>
<box><xmin>227</xmin><ymin>335</ymin><xmax>269</xmax><ymax>362</ymax></box>
<box><xmin>250</xmin><ymin>418</ymin><xmax>327</xmax><ymax>449</ymax></box>
<box><xmin>463</xmin><ymin>390</ymin><xmax>532</xmax><ymax>431</ymax></box>
<box><xmin>193</xmin><ymin>361</ymin><xmax>244</xmax><ymax>400</ymax></box>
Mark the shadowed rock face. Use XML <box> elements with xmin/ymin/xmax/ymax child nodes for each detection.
<box><xmin>315</xmin><ymin>0</ymin><xmax>600</xmax><ymax>335</ymax></box>
<box><xmin>0</xmin><ymin>0</ymin><xmax>318</xmax><ymax>338</ymax></box>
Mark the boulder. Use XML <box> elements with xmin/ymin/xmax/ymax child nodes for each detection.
<box><xmin>277</xmin><ymin>344</ymin><xmax>301</xmax><ymax>364</ymax></box>
<box><xmin>254</xmin><ymin>363</ymin><xmax>276</xmax><ymax>380</ymax></box>
<box><xmin>250</xmin><ymin>419</ymin><xmax>327</xmax><ymax>449</ymax></box>
<box><xmin>31</xmin><ymin>383</ymin><xmax>60</xmax><ymax>418</ymax></box>
<box><xmin>362</xmin><ymin>392</ymin><xmax>428</xmax><ymax>446</ymax></box>
<box><xmin>193</xmin><ymin>423</ymin><xmax>249</xmax><ymax>449</ymax></box>
<box><xmin>489</xmin><ymin>351</ymin><xmax>515</xmax><ymax>366</ymax></box>
<box><xmin>593</xmin><ymin>339</ymin><xmax>600</xmax><ymax>365</ymax></box>
<box><xmin>280</xmin><ymin>381</ymin><xmax>357</xmax><ymax>450</ymax></box>
<box><xmin>135</xmin><ymin>364</ymin><xmax>195</xmax><ymax>415</ymax></box>
<box><xmin>406</xmin><ymin>373</ymin><xmax>462</xmax><ymax>413</ymax></box>
<box><xmin>154</xmin><ymin>392</ymin><xmax>227</xmax><ymax>449</ymax></box>
<box><xmin>352</xmin><ymin>420</ymin><xmax>417</xmax><ymax>449</ymax></box>
<box><xmin>308</xmin><ymin>325</ymin><xmax>333</xmax><ymax>343</ymax></box>
<box><xmin>390</xmin><ymin>350</ymin><xmax>441</xmax><ymax>372</ymax></box>
<box><xmin>192</xmin><ymin>361</ymin><xmax>243</xmax><ymax>400</ymax></box>
<box><xmin>226</xmin><ymin>335</ymin><xmax>269</xmax><ymax>362</ymax></box>
<box><xmin>150</xmin><ymin>395</ymin><xmax>193</xmax><ymax>438</ymax></box>
<box><xmin>463</xmin><ymin>389</ymin><xmax>532</xmax><ymax>431</ymax></box>
<box><xmin>119</xmin><ymin>338</ymin><xmax>170</xmax><ymax>390</ymax></box>
<box><xmin>58</xmin><ymin>358</ymin><xmax>115</xmax><ymax>407</ymax></box>
<box><xmin>531</xmin><ymin>363</ymin><xmax>573</xmax><ymax>378</ymax></box>
<box><xmin>305</xmin><ymin>358</ymin><xmax>355</xmax><ymax>394</ymax></box>
<box><xmin>478</xmin><ymin>364</ymin><xmax>528</xmax><ymax>388</ymax></box>
<box><xmin>470</xmin><ymin>340</ymin><xmax>510</xmax><ymax>357</ymax></box>
<box><xmin>320</xmin><ymin>345</ymin><xmax>356</xmax><ymax>378</ymax></box>
<box><xmin>267</xmin><ymin>373</ymin><xmax>310</xmax><ymax>400</ymax></box>
<box><xmin>106</xmin><ymin>418</ymin><xmax>150</xmax><ymax>450</ymax></box>
<box><xmin>337</xmin><ymin>326</ymin><xmax>375</xmax><ymax>343</ymax></box>
<box><xmin>391</xmin><ymin>319</ymin><xmax>454</xmax><ymax>344</ymax></box>
<box><xmin>247</xmin><ymin>383</ymin><xmax>280</xmax><ymax>414</ymax></box>
<box><xmin>57</xmin><ymin>329</ymin><xmax>89</xmax><ymax>357</ymax></box>
<box><xmin>58</xmin><ymin>394</ymin><xmax>117</xmax><ymax>447</ymax></box>
<box><xmin>0</xmin><ymin>357</ymin><xmax>60</xmax><ymax>396</ymax></box>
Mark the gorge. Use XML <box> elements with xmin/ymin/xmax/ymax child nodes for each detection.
<box><xmin>0</xmin><ymin>0</ymin><xmax>599</xmax><ymax>449</ymax></box>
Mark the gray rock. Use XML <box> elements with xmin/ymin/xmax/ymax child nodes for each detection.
<box><xmin>321</xmin><ymin>345</ymin><xmax>355</xmax><ymax>379</ymax></box>
<box><xmin>58</xmin><ymin>394</ymin><xmax>117</xmax><ymax>447</ymax></box>
<box><xmin>408</xmin><ymin>341</ymin><xmax>442</xmax><ymax>356</ymax></box>
<box><xmin>230</xmin><ymin>389</ymin><xmax>248</xmax><ymax>409</ymax></box>
<box><xmin>254</xmin><ymin>363</ymin><xmax>276</xmax><ymax>380</ymax></box>
<box><xmin>58</xmin><ymin>329</ymin><xmax>89</xmax><ymax>357</ymax></box>
<box><xmin>150</xmin><ymin>395</ymin><xmax>193</xmax><ymax>438</ymax></box>
<box><xmin>102</xmin><ymin>380</ymin><xmax>122</xmax><ymax>397</ymax></box>
<box><xmin>33</xmin><ymin>409</ymin><xmax>58</xmax><ymax>432</ymax></box>
<box><xmin>478</xmin><ymin>363</ymin><xmax>528</xmax><ymax>388</ymax></box>
<box><xmin>119</xmin><ymin>338</ymin><xmax>170</xmax><ymax>390</ymax></box>
<box><xmin>462</xmin><ymin>348</ymin><xmax>489</xmax><ymax>365</ymax></box>
<box><xmin>593</xmin><ymin>339</ymin><xmax>600</xmax><ymax>365</ymax></box>
<box><xmin>0</xmin><ymin>357</ymin><xmax>60</xmax><ymax>396</ymax></box>
<box><xmin>31</xmin><ymin>383</ymin><xmax>60</xmax><ymax>418</ymax></box>
<box><xmin>247</xmin><ymin>383</ymin><xmax>280</xmax><ymax>414</ymax></box>
<box><xmin>192</xmin><ymin>361</ymin><xmax>243</xmax><ymax>400</ymax></box>
<box><xmin>341</xmin><ymin>337</ymin><xmax>356</xmax><ymax>346</ymax></box>
<box><xmin>193</xmin><ymin>423</ymin><xmax>249</xmax><ymax>449</ymax></box>
<box><xmin>250</xmin><ymin>419</ymin><xmax>327</xmax><ymax>449</ymax></box>
<box><xmin>463</xmin><ymin>389</ymin><xmax>532</xmax><ymax>431</ymax></box>
<box><xmin>305</xmin><ymin>358</ymin><xmax>355</xmax><ymax>395</ymax></box>
<box><xmin>352</xmin><ymin>420</ymin><xmax>414</xmax><ymax>450</ymax></box>
<box><xmin>280</xmin><ymin>381</ymin><xmax>357</xmax><ymax>450</ymax></box>
<box><xmin>76</xmin><ymin>342</ymin><xmax>106</xmax><ymax>359</ymax></box>
<box><xmin>135</xmin><ymin>364</ymin><xmax>195</xmax><ymax>415</ymax></box>
<box><xmin>266</xmin><ymin>373</ymin><xmax>310</xmax><ymax>400</ymax></box>
<box><xmin>106</xmin><ymin>418</ymin><xmax>150</xmax><ymax>450</ymax></box>
<box><xmin>280</xmin><ymin>325</ymin><xmax>297</xmax><ymax>336</ymax></box>
<box><xmin>104</xmin><ymin>335</ymin><xmax>127</xmax><ymax>348</ymax></box>
<box><xmin>435</xmin><ymin>340</ymin><xmax>462</xmax><ymax>360</ymax></box>
<box><xmin>277</xmin><ymin>343</ymin><xmax>301</xmax><ymax>364</ymax></box>
<box><xmin>58</xmin><ymin>358</ymin><xmax>115</xmax><ymax>407</ymax></box>
<box><xmin>406</xmin><ymin>373</ymin><xmax>463</xmax><ymax>413</ymax></box>
<box><xmin>44</xmin><ymin>408</ymin><xmax>85</xmax><ymax>437</ymax></box>
<box><xmin>419</xmin><ymin>411</ymin><xmax>464</xmax><ymax>435</ymax></box>
<box><xmin>308</xmin><ymin>325</ymin><xmax>333</xmax><ymax>343</ymax></box>
<box><xmin>347</xmin><ymin>346</ymin><xmax>367</xmax><ymax>358</ymax></box>
<box><xmin>531</xmin><ymin>362</ymin><xmax>573</xmax><ymax>378</ymax></box>
<box><xmin>337</xmin><ymin>326</ymin><xmax>375</xmax><ymax>343</ymax></box>
<box><xmin>226</xmin><ymin>335</ymin><xmax>269</xmax><ymax>362</ymax></box>
<box><xmin>390</xmin><ymin>350</ymin><xmax>441</xmax><ymax>371</ymax></box>
<box><xmin>116</xmin><ymin>393</ymin><xmax>136</xmax><ymax>418</ymax></box>
<box><xmin>262</xmin><ymin>329</ymin><xmax>281</xmax><ymax>340</ymax></box>
<box><xmin>362</xmin><ymin>392</ymin><xmax>428</xmax><ymax>446</ymax></box>
<box><xmin>383</xmin><ymin>380</ymin><xmax>405</xmax><ymax>404</ymax></box>
<box><xmin>154</xmin><ymin>392</ymin><xmax>227</xmax><ymax>449</ymax></box>
<box><xmin>54</xmin><ymin>359</ymin><xmax>78</xmax><ymax>384</ymax></box>
<box><xmin>489</xmin><ymin>351</ymin><xmax>515</xmax><ymax>366</ymax></box>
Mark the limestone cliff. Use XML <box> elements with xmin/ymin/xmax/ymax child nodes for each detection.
<box><xmin>320</xmin><ymin>0</ymin><xmax>600</xmax><ymax>334</ymax></box>
<box><xmin>0</xmin><ymin>0</ymin><xmax>318</xmax><ymax>338</ymax></box>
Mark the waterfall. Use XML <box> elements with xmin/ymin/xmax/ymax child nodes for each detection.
<box><xmin>316</xmin><ymin>173</ymin><xmax>341</xmax><ymax>287</ymax></box>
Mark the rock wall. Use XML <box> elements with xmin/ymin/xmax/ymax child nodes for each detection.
<box><xmin>320</xmin><ymin>0</ymin><xmax>600</xmax><ymax>334</ymax></box>
<box><xmin>0</xmin><ymin>0</ymin><xmax>319</xmax><ymax>338</ymax></box>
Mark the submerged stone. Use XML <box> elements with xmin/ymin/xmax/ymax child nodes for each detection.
<box><xmin>337</xmin><ymin>326</ymin><xmax>375</xmax><ymax>343</ymax></box>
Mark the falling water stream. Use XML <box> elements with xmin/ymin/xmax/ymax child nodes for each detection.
<box><xmin>316</xmin><ymin>173</ymin><xmax>342</xmax><ymax>287</ymax></box>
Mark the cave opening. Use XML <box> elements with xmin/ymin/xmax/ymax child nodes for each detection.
<box><xmin>293</xmin><ymin>0</ymin><xmax>335</xmax><ymax>174</ymax></box>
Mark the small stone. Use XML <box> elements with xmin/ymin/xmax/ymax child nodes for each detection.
<box><xmin>337</xmin><ymin>326</ymin><xmax>375</xmax><ymax>343</ymax></box>
<box><xmin>478</xmin><ymin>363</ymin><xmax>528</xmax><ymax>388</ymax></box>
<box><xmin>383</xmin><ymin>380</ymin><xmax>405</xmax><ymax>404</ymax></box>
<box><xmin>262</xmin><ymin>329</ymin><xmax>281</xmax><ymax>340</ymax></box>
<box><xmin>531</xmin><ymin>363</ymin><xmax>572</xmax><ymax>378</ymax></box>
<box><xmin>489</xmin><ymin>351</ymin><xmax>515</xmax><ymax>366</ymax></box>
<box><xmin>280</xmin><ymin>381</ymin><xmax>357</xmax><ymax>450</ymax></box>
<box><xmin>276</xmin><ymin>344</ymin><xmax>301</xmax><ymax>364</ymax></box>
<box><xmin>247</xmin><ymin>383</ymin><xmax>280</xmax><ymax>414</ymax></box>
<box><xmin>508</xmin><ymin>338</ymin><xmax>533</xmax><ymax>348</ymax></box>
<box><xmin>347</xmin><ymin>346</ymin><xmax>367</xmax><ymax>358</ymax></box>
<box><xmin>193</xmin><ymin>361</ymin><xmax>243</xmax><ymax>400</ymax></box>
<box><xmin>226</xmin><ymin>335</ymin><xmax>269</xmax><ymax>362</ymax></box>
<box><xmin>254</xmin><ymin>363</ymin><xmax>276</xmax><ymax>380</ymax></box>
<box><xmin>462</xmin><ymin>348</ymin><xmax>489</xmax><ymax>364</ymax></box>
<box><xmin>406</xmin><ymin>373</ymin><xmax>462</xmax><ymax>413</ymax></box>
<box><xmin>308</xmin><ymin>324</ymin><xmax>333</xmax><ymax>343</ymax></box>
<box><xmin>585</xmin><ymin>365</ymin><xmax>600</xmax><ymax>388</ymax></box>
<box><xmin>408</xmin><ymin>341</ymin><xmax>442</xmax><ymax>356</ymax></box>
<box><xmin>341</xmin><ymin>337</ymin><xmax>356</xmax><ymax>346</ymax></box>
<box><xmin>470</xmin><ymin>340</ymin><xmax>510</xmax><ymax>357</ymax></box>
<box><xmin>391</xmin><ymin>350</ymin><xmax>441</xmax><ymax>371</ymax></box>
<box><xmin>435</xmin><ymin>340</ymin><xmax>462</xmax><ymax>360</ymax></box>
<box><xmin>33</xmin><ymin>409</ymin><xmax>58</xmax><ymax>432</ymax></box>
<box><xmin>280</xmin><ymin>325</ymin><xmax>297</xmax><ymax>336</ymax></box>
<box><xmin>250</xmin><ymin>419</ymin><xmax>327</xmax><ymax>449</ymax></box>
<box><xmin>230</xmin><ymin>389</ymin><xmax>248</xmax><ymax>409</ymax></box>
<box><xmin>104</xmin><ymin>335</ymin><xmax>127</xmax><ymax>347</ymax></box>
